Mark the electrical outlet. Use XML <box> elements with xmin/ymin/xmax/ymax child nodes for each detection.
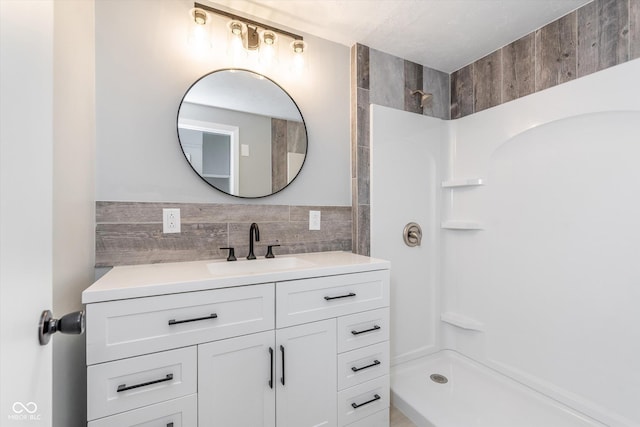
<box><xmin>163</xmin><ymin>208</ymin><xmax>181</xmax><ymax>233</ymax></box>
<box><xmin>309</xmin><ymin>210</ymin><xmax>321</xmax><ymax>230</ymax></box>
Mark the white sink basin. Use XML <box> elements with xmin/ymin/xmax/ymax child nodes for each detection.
<box><xmin>206</xmin><ymin>256</ymin><xmax>315</xmax><ymax>276</ymax></box>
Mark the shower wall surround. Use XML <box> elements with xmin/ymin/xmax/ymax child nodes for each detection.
<box><xmin>95</xmin><ymin>202</ymin><xmax>351</xmax><ymax>267</ymax></box>
<box><xmin>350</xmin><ymin>44</ymin><xmax>450</xmax><ymax>255</ymax></box>
<box><xmin>452</xmin><ymin>0</ymin><xmax>640</xmax><ymax>118</ymax></box>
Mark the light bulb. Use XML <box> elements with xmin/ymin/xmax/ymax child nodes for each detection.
<box><xmin>259</xmin><ymin>31</ymin><xmax>278</xmax><ymax>71</ymax></box>
<box><xmin>227</xmin><ymin>21</ymin><xmax>246</xmax><ymax>67</ymax></box>
<box><xmin>188</xmin><ymin>8</ymin><xmax>211</xmax><ymax>55</ymax></box>
<box><xmin>290</xmin><ymin>40</ymin><xmax>307</xmax><ymax>75</ymax></box>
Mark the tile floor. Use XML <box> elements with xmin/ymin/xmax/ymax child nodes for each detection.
<box><xmin>390</xmin><ymin>405</ymin><xmax>417</xmax><ymax>427</ymax></box>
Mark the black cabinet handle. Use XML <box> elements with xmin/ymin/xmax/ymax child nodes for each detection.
<box><xmin>324</xmin><ymin>292</ymin><xmax>356</xmax><ymax>301</ymax></box>
<box><xmin>351</xmin><ymin>359</ymin><xmax>381</xmax><ymax>372</ymax></box>
<box><xmin>117</xmin><ymin>373</ymin><xmax>173</xmax><ymax>393</ymax></box>
<box><xmin>351</xmin><ymin>325</ymin><xmax>380</xmax><ymax>335</ymax></box>
<box><xmin>168</xmin><ymin>313</ymin><xmax>217</xmax><ymax>326</ymax></box>
<box><xmin>269</xmin><ymin>347</ymin><xmax>274</xmax><ymax>389</ymax></box>
<box><xmin>351</xmin><ymin>394</ymin><xmax>381</xmax><ymax>409</ymax></box>
<box><xmin>280</xmin><ymin>345</ymin><xmax>285</xmax><ymax>386</ymax></box>
<box><xmin>167</xmin><ymin>423</ymin><xmax>174</xmax><ymax>427</ymax></box>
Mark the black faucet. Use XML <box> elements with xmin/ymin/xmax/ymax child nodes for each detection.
<box><xmin>247</xmin><ymin>223</ymin><xmax>260</xmax><ymax>260</ymax></box>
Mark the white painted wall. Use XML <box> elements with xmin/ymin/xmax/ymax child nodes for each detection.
<box><xmin>95</xmin><ymin>0</ymin><xmax>351</xmax><ymax>205</ymax></box>
<box><xmin>52</xmin><ymin>2</ymin><xmax>96</xmax><ymax>427</ymax></box>
<box><xmin>444</xmin><ymin>58</ymin><xmax>640</xmax><ymax>427</ymax></box>
<box><xmin>370</xmin><ymin>105</ymin><xmax>445</xmax><ymax>365</ymax></box>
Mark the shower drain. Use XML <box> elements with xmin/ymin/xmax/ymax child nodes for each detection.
<box><xmin>430</xmin><ymin>373</ymin><xmax>448</xmax><ymax>384</ymax></box>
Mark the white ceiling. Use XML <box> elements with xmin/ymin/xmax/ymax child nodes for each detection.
<box><xmin>207</xmin><ymin>0</ymin><xmax>592</xmax><ymax>73</ymax></box>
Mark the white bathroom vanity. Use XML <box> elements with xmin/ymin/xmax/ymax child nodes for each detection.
<box><xmin>82</xmin><ymin>251</ymin><xmax>390</xmax><ymax>427</ymax></box>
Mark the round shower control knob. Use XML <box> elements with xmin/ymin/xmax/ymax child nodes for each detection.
<box><xmin>403</xmin><ymin>222</ymin><xmax>423</xmax><ymax>247</ymax></box>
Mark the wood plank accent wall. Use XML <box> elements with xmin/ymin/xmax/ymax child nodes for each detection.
<box><xmin>95</xmin><ymin>202</ymin><xmax>351</xmax><ymax>267</ymax></box>
<box><xmin>451</xmin><ymin>0</ymin><xmax>640</xmax><ymax>118</ymax></box>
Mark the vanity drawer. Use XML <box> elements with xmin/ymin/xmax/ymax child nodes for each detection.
<box><xmin>337</xmin><ymin>341</ymin><xmax>389</xmax><ymax>391</ymax></box>
<box><xmin>337</xmin><ymin>375</ymin><xmax>390</xmax><ymax>427</ymax></box>
<box><xmin>343</xmin><ymin>409</ymin><xmax>389</xmax><ymax>427</ymax></box>
<box><xmin>276</xmin><ymin>271</ymin><xmax>390</xmax><ymax>328</ymax></box>
<box><xmin>88</xmin><ymin>394</ymin><xmax>197</xmax><ymax>427</ymax></box>
<box><xmin>337</xmin><ymin>308</ymin><xmax>389</xmax><ymax>353</ymax></box>
<box><xmin>86</xmin><ymin>283</ymin><xmax>274</xmax><ymax>364</ymax></box>
<box><xmin>87</xmin><ymin>347</ymin><xmax>197</xmax><ymax>421</ymax></box>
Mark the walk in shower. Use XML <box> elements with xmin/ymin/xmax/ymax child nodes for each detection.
<box><xmin>371</xmin><ymin>58</ymin><xmax>640</xmax><ymax>427</ymax></box>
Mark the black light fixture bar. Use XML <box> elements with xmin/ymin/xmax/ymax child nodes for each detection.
<box><xmin>194</xmin><ymin>2</ymin><xmax>304</xmax><ymax>41</ymax></box>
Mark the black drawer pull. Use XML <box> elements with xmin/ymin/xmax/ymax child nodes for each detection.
<box><xmin>167</xmin><ymin>423</ymin><xmax>174</xmax><ymax>427</ymax></box>
<box><xmin>280</xmin><ymin>345</ymin><xmax>285</xmax><ymax>386</ymax></box>
<box><xmin>351</xmin><ymin>325</ymin><xmax>380</xmax><ymax>335</ymax></box>
<box><xmin>117</xmin><ymin>373</ymin><xmax>173</xmax><ymax>393</ymax></box>
<box><xmin>324</xmin><ymin>292</ymin><xmax>356</xmax><ymax>301</ymax></box>
<box><xmin>351</xmin><ymin>393</ymin><xmax>381</xmax><ymax>409</ymax></box>
<box><xmin>269</xmin><ymin>347</ymin><xmax>274</xmax><ymax>389</ymax></box>
<box><xmin>351</xmin><ymin>359</ymin><xmax>381</xmax><ymax>372</ymax></box>
<box><xmin>168</xmin><ymin>313</ymin><xmax>217</xmax><ymax>326</ymax></box>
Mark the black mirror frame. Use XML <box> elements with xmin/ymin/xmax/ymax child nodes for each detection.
<box><xmin>176</xmin><ymin>68</ymin><xmax>308</xmax><ymax>199</ymax></box>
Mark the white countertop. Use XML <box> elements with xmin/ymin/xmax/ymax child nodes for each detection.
<box><xmin>82</xmin><ymin>251</ymin><xmax>390</xmax><ymax>304</ymax></box>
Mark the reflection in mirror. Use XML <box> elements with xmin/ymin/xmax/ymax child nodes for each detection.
<box><xmin>177</xmin><ymin>69</ymin><xmax>307</xmax><ymax>198</ymax></box>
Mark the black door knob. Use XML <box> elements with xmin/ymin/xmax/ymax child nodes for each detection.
<box><xmin>38</xmin><ymin>310</ymin><xmax>85</xmax><ymax>345</ymax></box>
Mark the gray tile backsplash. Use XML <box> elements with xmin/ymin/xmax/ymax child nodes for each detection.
<box><xmin>535</xmin><ymin>11</ymin><xmax>577</xmax><ymax>92</ymax></box>
<box><xmin>452</xmin><ymin>0</ymin><xmax>640</xmax><ymax>118</ymax></box>
<box><xmin>96</xmin><ymin>202</ymin><xmax>351</xmax><ymax>267</ymax></box>
<box><xmin>502</xmin><ymin>34</ymin><xmax>536</xmax><ymax>103</ymax></box>
<box><xmin>632</xmin><ymin>0</ymin><xmax>640</xmax><ymax>59</ymax></box>
<box><xmin>423</xmin><ymin>66</ymin><xmax>451</xmax><ymax>119</ymax></box>
<box><xmin>474</xmin><ymin>50</ymin><xmax>503</xmax><ymax>112</ymax></box>
<box><xmin>370</xmin><ymin>48</ymin><xmax>406</xmax><ymax>110</ymax></box>
<box><xmin>404</xmin><ymin>60</ymin><xmax>423</xmax><ymax>114</ymax></box>
<box><xmin>450</xmin><ymin>64</ymin><xmax>473</xmax><ymax>120</ymax></box>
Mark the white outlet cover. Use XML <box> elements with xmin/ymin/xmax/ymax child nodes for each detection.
<box><xmin>309</xmin><ymin>210</ymin><xmax>321</xmax><ymax>230</ymax></box>
<box><xmin>163</xmin><ymin>208</ymin><xmax>181</xmax><ymax>233</ymax></box>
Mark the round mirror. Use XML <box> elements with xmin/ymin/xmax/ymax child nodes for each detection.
<box><xmin>177</xmin><ymin>69</ymin><xmax>308</xmax><ymax>198</ymax></box>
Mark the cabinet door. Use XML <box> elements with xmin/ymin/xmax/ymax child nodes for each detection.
<box><xmin>198</xmin><ymin>331</ymin><xmax>275</xmax><ymax>427</ymax></box>
<box><xmin>276</xmin><ymin>319</ymin><xmax>337</xmax><ymax>427</ymax></box>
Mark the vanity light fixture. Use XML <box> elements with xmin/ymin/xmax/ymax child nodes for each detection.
<box><xmin>192</xmin><ymin>2</ymin><xmax>306</xmax><ymax>72</ymax></box>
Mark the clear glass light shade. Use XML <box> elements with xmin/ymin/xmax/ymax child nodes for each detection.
<box><xmin>188</xmin><ymin>8</ymin><xmax>211</xmax><ymax>53</ymax></box>
<box><xmin>227</xmin><ymin>20</ymin><xmax>247</xmax><ymax>67</ymax></box>
<box><xmin>290</xmin><ymin>40</ymin><xmax>307</xmax><ymax>75</ymax></box>
<box><xmin>259</xmin><ymin>31</ymin><xmax>279</xmax><ymax>70</ymax></box>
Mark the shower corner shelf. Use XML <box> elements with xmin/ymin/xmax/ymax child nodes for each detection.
<box><xmin>441</xmin><ymin>178</ymin><xmax>484</xmax><ymax>188</ymax></box>
<box><xmin>441</xmin><ymin>221</ymin><xmax>483</xmax><ymax>230</ymax></box>
<box><xmin>441</xmin><ymin>312</ymin><xmax>484</xmax><ymax>331</ymax></box>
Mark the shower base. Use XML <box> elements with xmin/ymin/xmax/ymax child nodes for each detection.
<box><xmin>391</xmin><ymin>350</ymin><xmax>605</xmax><ymax>427</ymax></box>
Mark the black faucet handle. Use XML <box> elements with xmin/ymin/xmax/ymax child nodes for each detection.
<box><xmin>265</xmin><ymin>244</ymin><xmax>281</xmax><ymax>259</ymax></box>
<box><xmin>220</xmin><ymin>247</ymin><xmax>237</xmax><ymax>261</ymax></box>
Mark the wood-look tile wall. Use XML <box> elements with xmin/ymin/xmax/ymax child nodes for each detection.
<box><xmin>95</xmin><ymin>202</ymin><xmax>351</xmax><ymax>267</ymax></box>
<box><xmin>351</xmin><ymin>44</ymin><xmax>450</xmax><ymax>255</ymax></box>
<box><xmin>271</xmin><ymin>119</ymin><xmax>306</xmax><ymax>192</ymax></box>
<box><xmin>452</xmin><ymin>0</ymin><xmax>640</xmax><ymax>118</ymax></box>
